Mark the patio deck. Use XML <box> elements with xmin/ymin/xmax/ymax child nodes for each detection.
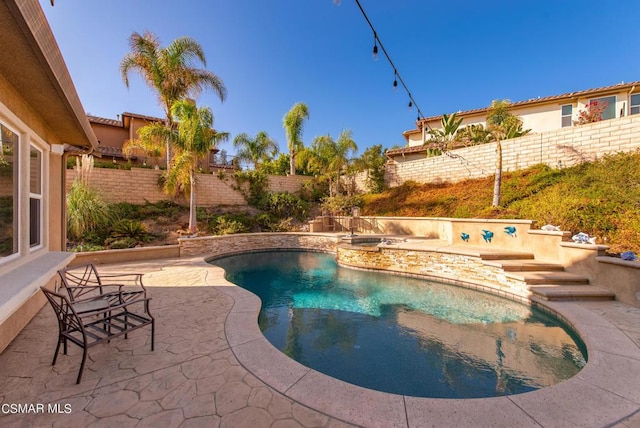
<box><xmin>1</xmin><ymin>256</ymin><xmax>639</xmax><ymax>427</ymax></box>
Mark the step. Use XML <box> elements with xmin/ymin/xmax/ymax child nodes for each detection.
<box><xmin>482</xmin><ymin>259</ymin><xmax>565</xmax><ymax>272</ymax></box>
<box><xmin>439</xmin><ymin>245</ymin><xmax>535</xmax><ymax>261</ymax></box>
<box><xmin>530</xmin><ymin>285</ymin><xmax>615</xmax><ymax>301</ymax></box>
<box><xmin>506</xmin><ymin>270</ymin><xmax>590</xmax><ymax>285</ymax></box>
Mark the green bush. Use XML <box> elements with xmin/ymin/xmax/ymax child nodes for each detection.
<box><xmin>263</xmin><ymin>192</ymin><xmax>308</xmax><ymax>220</ymax></box>
<box><xmin>109</xmin><ymin>238</ymin><xmax>138</xmax><ymax>249</ymax></box>
<box><xmin>67</xmin><ymin>180</ymin><xmax>111</xmax><ymax>241</ymax></box>
<box><xmin>321</xmin><ymin>194</ymin><xmax>363</xmax><ymax>215</ymax></box>
<box><xmin>212</xmin><ymin>218</ymin><xmax>248</xmax><ymax>235</ymax></box>
<box><xmin>111</xmin><ymin>219</ymin><xmax>151</xmax><ymax>242</ymax></box>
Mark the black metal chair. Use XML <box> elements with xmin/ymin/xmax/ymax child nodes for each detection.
<box><xmin>40</xmin><ymin>286</ymin><xmax>154</xmax><ymax>384</ymax></box>
<box><xmin>58</xmin><ymin>263</ymin><xmax>147</xmax><ymax>305</ymax></box>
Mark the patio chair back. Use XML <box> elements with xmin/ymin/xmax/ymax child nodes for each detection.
<box><xmin>58</xmin><ymin>263</ymin><xmax>103</xmax><ymax>301</ymax></box>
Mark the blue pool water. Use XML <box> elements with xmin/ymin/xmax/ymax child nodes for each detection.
<box><xmin>212</xmin><ymin>251</ymin><xmax>586</xmax><ymax>398</ymax></box>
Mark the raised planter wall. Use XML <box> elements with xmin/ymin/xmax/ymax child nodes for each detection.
<box><xmin>337</xmin><ymin>245</ymin><xmax>530</xmax><ymax>300</ymax></box>
<box><xmin>179</xmin><ymin>233</ymin><xmax>340</xmax><ymax>258</ymax></box>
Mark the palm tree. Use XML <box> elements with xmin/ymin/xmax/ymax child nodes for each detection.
<box><xmin>232</xmin><ymin>131</ymin><xmax>278</xmax><ymax>170</ymax></box>
<box><xmin>134</xmin><ymin>100</ymin><xmax>228</xmax><ymax>232</ymax></box>
<box><xmin>120</xmin><ymin>31</ymin><xmax>227</xmax><ymax>170</ymax></box>
<box><xmin>282</xmin><ymin>102</ymin><xmax>309</xmax><ymax>176</ymax></box>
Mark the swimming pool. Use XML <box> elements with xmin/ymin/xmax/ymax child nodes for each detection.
<box><xmin>212</xmin><ymin>251</ymin><xmax>586</xmax><ymax>398</ymax></box>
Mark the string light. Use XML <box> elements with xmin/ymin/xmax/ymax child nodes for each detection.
<box><xmin>372</xmin><ymin>37</ymin><xmax>379</xmax><ymax>61</ymax></box>
<box><xmin>333</xmin><ymin>0</ymin><xmax>427</xmax><ymax>126</ymax></box>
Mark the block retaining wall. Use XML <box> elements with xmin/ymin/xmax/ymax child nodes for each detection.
<box><xmin>385</xmin><ymin>115</ymin><xmax>640</xmax><ymax>186</ymax></box>
<box><xmin>65</xmin><ymin>168</ymin><xmax>310</xmax><ymax>207</ymax></box>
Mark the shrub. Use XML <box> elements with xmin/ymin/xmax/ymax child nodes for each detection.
<box><xmin>109</xmin><ymin>238</ymin><xmax>138</xmax><ymax>249</ymax></box>
<box><xmin>212</xmin><ymin>218</ymin><xmax>247</xmax><ymax>235</ymax></box>
<box><xmin>321</xmin><ymin>194</ymin><xmax>363</xmax><ymax>215</ymax></box>
<box><xmin>263</xmin><ymin>192</ymin><xmax>308</xmax><ymax>220</ymax></box>
<box><xmin>111</xmin><ymin>219</ymin><xmax>151</xmax><ymax>242</ymax></box>
<box><xmin>67</xmin><ymin>180</ymin><xmax>111</xmax><ymax>240</ymax></box>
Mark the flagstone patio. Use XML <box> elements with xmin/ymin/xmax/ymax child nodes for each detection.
<box><xmin>1</xmin><ymin>256</ymin><xmax>639</xmax><ymax>427</ymax></box>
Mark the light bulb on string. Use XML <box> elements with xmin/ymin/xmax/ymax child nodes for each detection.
<box><xmin>372</xmin><ymin>42</ymin><xmax>378</xmax><ymax>61</ymax></box>
<box><xmin>393</xmin><ymin>71</ymin><xmax>398</xmax><ymax>92</ymax></box>
<box><xmin>408</xmin><ymin>101</ymin><xmax>413</xmax><ymax>111</ymax></box>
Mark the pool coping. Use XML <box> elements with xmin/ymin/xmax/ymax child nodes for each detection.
<box><xmin>205</xmin><ymin>256</ymin><xmax>640</xmax><ymax>427</ymax></box>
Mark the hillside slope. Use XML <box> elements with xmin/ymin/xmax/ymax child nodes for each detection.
<box><xmin>362</xmin><ymin>151</ymin><xmax>640</xmax><ymax>254</ymax></box>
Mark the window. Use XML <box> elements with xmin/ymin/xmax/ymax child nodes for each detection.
<box><xmin>589</xmin><ymin>95</ymin><xmax>616</xmax><ymax>120</ymax></box>
<box><xmin>561</xmin><ymin>104</ymin><xmax>573</xmax><ymax>127</ymax></box>
<box><xmin>631</xmin><ymin>94</ymin><xmax>640</xmax><ymax>115</ymax></box>
<box><xmin>0</xmin><ymin>123</ymin><xmax>18</xmax><ymax>259</ymax></box>
<box><xmin>29</xmin><ymin>145</ymin><xmax>42</xmax><ymax>248</ymax></box>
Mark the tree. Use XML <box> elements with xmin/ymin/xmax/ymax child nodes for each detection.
<box><xmin>574</xmin><ymin>100</ymin><xmax>608</xmax><ymax>125</ymax></box>
<box><xmin>283</xmin><ymin>103</ymin><xmax>309</xmax><ymax>176</ymax></box>
<box><xmin>454</xmin><ymin>124</ymin><xmax>492</xmax><ymax>147</ymax></box>
<box><xmin>134</xmin><ymin>100</ymin><xmax>228</xmax><ymax>232</ymax></box>
<box><xmin>486</xmin><ymin>100</ymin><xmax>530</xmax><ymax>207</ymax></box>
<box><xmin>120</xmin><ymin>31</ymin><xmax>227</xmax><ymax>170</ymax></box>
<box><xmin>354</xmin><ymin>144</ymin><xmax>386</xmax><ymax>193</ymax></box>
<box><xmin>299</xmin><ymin>130</ymin><xmax>357</xmax><ymax>197</ymax></box>
<box><xmin>232</xmin><ymin>131</ymin><xmax>278</xmax><ymax>170</ymax></box>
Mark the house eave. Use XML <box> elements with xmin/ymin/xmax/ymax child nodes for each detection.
<box><xmin>1</xmin><ymin>0</ymin><xmax>97</xmax><ymax>150</ymax></box>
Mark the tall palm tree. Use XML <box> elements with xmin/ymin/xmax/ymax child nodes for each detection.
<box><xmin>120</xmin><ymin>31</ymin><xmax>227</xmax><ymax>170</ymax></box>
<box><xmin>232</xmin><ymin>131</ymin><xmax>278</xmax><ymax>170</ymax></box>
<box><xmin>134</xmin><ymin>100</ymin><xmax>228</xmax><ymax>232</ymax></box>
<box><xmin>282</xmin><ymin>102</ymin><xmax>309</xmax><ymax>176</ymax></box>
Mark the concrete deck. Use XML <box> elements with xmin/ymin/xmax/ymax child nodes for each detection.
<box><xmin>1</xmin><ymin>256</ymin><xmax>639</xmax><ymax>427</ymax></box>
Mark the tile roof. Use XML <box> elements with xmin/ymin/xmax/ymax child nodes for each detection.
<box><xmin>87</xmin><ymin>115</ymin><xmax>122</xmax><ymax>127</ymax></box>
<box><xmin>385</xmin><ymin>145</ymin><xmax>429</xmax><ymax>156</ymax></box>
<box><xmin>122</xmin><ymin>111</ymin><xmax>165</xmax><ymax>123</ymax></box>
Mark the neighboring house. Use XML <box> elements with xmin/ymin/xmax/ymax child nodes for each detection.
<box><xmin>88</xmin><ymin>112</ymin><xmax>165</xmax><ymax>167</ymax></box>
<box><xmin>0</xmin><ymin>0</ymin><xmax>97</xmax><ymax>352</ymax></box>
<box><xmin>88</xmin><ymin>112</ymin><xmax>237</xmax><ymax>172</ymax></box>
<box><xmin>397</xmin><ymin>81</ymin><xmax>640</xmax><ymax>154</ymax></box>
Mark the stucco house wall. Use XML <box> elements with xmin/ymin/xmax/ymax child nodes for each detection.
<box><xmin>0</xmin><ymin>0</ymin><xmax>97</xmax><ymax>352</ymax></box>
<box><xmin>404</xmin><ymin>82</ymin><xmax>640</xmax><ymax>147</ymax></box>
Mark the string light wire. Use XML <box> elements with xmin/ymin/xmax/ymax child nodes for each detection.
<box><xmin>347</xmin><ymin>0</ymin><xmax>427</xmax><ymax>124</ymax></box>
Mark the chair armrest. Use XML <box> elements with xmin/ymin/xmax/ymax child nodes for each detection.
<box><xmin>65</xmin><ymin>284</ymin><xmax>124</xmax><ymax>301</ymax></box>
<box><xmin>98</xmin><ymin>273</ymin><xmax>145</xmax><ymax>288</ymax></box>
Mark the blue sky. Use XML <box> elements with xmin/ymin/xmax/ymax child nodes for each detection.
<box><xmin>42</xmin><ymin>0</ymin><xmax>640</xmax><ymax>156</ymax></box>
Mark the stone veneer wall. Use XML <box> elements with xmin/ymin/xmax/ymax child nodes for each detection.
<box><xmin>386</xmin><ymin>115</ymin><xmax>640</xmax><ymax>186</ymax></box>
<box><xmin>65</xmin><ymin>168</ymin><xmax>310</xmax><ymax>206</ymax></box>
<box><xmin>336</xmin><ymin>246</ymin><xmax>531</xmax><ymax>300</ymax></box>
<box><xmin>179</xmin><ymin>233</ymin><xmax>340</xmax><ymax>258</ymax></box>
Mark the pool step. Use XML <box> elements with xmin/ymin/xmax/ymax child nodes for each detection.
<box><xmin>486</xmin><ymin>258</ymin><xmax>615</xmax><ymax>301</ymax></box>
<box><xmin>483</xmin><ymin>259</ymin><xmax>565</xmax><ymax>272</ymax></box>
<box><xmin>506</xmin><ymin>270</ymin><xmax>590</xmax><ymax>285</ymax></box>
<box><xmin>529</xmin><ymin>285</ymin><xmax>615</xmax><ymax>301</ymax></box>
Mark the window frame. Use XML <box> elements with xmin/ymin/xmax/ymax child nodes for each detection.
<box><xmin>561</xmin><ymin>104</ymin><xmax>573</xmax><ymax>127</ymax></box>
<box><xmin>589</xmin><ymin>95</ymin><xmax>616</xmax><ymax>120</ymax></box>
<box><xmin>631</xmin><ymin>93</ymin><xmax>640</xmax><ymax>116</ymax></box>
<box><xmin>0</xmin><ymin>120</ymin><xmax>20</xmax><ymax>265</ymax></box>
<box><xmin>29</xmin><ymin>144</ymin><xmax>43</xmax><ymax>251</ymax></box>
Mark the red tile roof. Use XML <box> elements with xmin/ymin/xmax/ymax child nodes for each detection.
<box><xmin>87</xmin><ymin>115</ymin><xmax>122</xmax><ymax>127</ymax></box>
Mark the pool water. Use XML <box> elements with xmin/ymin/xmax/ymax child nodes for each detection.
<box><xmin>212</xmin><ymin>251</ymin><xmax>586</xmax><ymax>398</ymax></box>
